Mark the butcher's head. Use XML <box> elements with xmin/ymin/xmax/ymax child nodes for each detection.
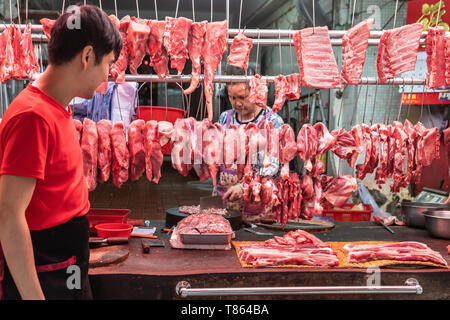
<box><xmin>226</xmin><ymin>66</ymin><xmax>260</xmax><ymax>120</ymax></box>
<box><xmin>46</xmin><ymin>5</ymin><xmax>122</xmax><ymax>99</ymax></box>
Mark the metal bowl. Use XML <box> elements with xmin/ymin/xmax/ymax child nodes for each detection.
<box><xmin>422</xmin><ymin>210</ymin><xmax>450</xmax><ymax>239</ymax></box>
<box><xmin>400</xmin><ymin>201</ymin><xmax>448</xmax><ymax>228</ymax></box>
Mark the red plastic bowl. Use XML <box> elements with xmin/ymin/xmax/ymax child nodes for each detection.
<box><xmin>95</xmin><ymin>223</ymin><xmax>133</xmax><ymax>239</ymax></box>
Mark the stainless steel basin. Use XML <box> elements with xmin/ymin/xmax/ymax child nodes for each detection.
<box><xmin>400</xmin><ymin>202</ymin><xmax>448</xmax><ymax>228</ymax></box>
<box><xmin>422</xmin><ymin>210</ymin><xmax>450</xmax><ymax>239</ymax></box>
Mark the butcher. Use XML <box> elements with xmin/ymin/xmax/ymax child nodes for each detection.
<box><xmin>218</xmin><ymin>66</ymin><xmax>284</xmax><ymax>219</ymax></box>
<box><xmin>0</xmin><ymin>5</ymin><xmax>122</xmax><ymax>299</ymax></box>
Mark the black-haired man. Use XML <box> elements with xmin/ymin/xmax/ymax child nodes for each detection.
<box><xmin>0</xmin><ymin>5</ymin><xmax>122</xmax><ymax>300</ymax></box>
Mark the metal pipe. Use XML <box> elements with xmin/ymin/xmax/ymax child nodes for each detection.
<box><xmin>27</xmin><ymin>33</ymin><xmax>428</xmax><ymax>47</ymax></box>
<box><xmin>176</xmin><ymin>279</ymin><xmax>422</xmax><ymax>298</ymax></box>
<box><xmin>2</xmin><ymin>24</ymin><xmax>447</xmax><ymax>39</ymax></box>
<box><xmin>113</xmin><ymin>74</ymin><xmax>428</xmax><ymax>86</ymax></box>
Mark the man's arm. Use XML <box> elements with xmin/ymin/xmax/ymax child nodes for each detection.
<box><xmin>0</xmin><ymin>175</ymin><xmax>45</xmax><ymax>300</ymax></box>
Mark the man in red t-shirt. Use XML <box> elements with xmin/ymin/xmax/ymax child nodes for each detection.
<box><xmin>0</xmin><ymin>5</ymin><xmax>122</xmax><ymax>299</ymax></box>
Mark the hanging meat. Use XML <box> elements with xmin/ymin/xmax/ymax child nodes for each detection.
<box><xmin>248</xmin><ymin>74</ymin><xmax>268</xmax><ymax>109</ymax></box>
<box><xmin>109</xmin><ymin>15</ymin><xmax>132</xmax><ymax>84</ymax></box>
<box><xmin>201</xmin><ymin>120</ymin><xmax>224</xmax><ymax>187</ymax></box>
<box><xmin>329</xmin><ymin>127</ymin><xmax>362</xmax><ymax>168</ymax></box>
<box><xmin>97</xmin><ymin>120</ymin><xmax>112</xmax><ymax>183</ymax></box>
<box><xmin>147</xmin><ymin>20</ymin><xmax>170</xmax><ymax>79</ymax></box>
<box><xmin>128</xmin><ymin>119</ymin><xmax>146</xmax><ymax>181</ymax></box>
<box><xmin>223</xmin><ymin>124</ymin><xmax>239</xmax><ymax>168</ymax></box>
<box><xmin>375</xmin><ymin>123</ymin><xmax>389</xmax><ymax>187</ymax></box>
<box><xmin>278</xmin><ymin>124</ymin><xmax>298</xmax><ymax>179</ymax></box>
<box><xmin>313</xmin><ymin>122</ymin><xmax>336</xmax><ymax>154</ymax></box>
<box><xmin>377</xmin><ymin>23</ymin><xmax>423</xmax><ymax>83</ymax></box>
<box><xmin>272</xmin><ymin>75</ymin><xmax>288</xmax><ymax>113</ymax></box>
<box><xmin>73</xmin><ymin>119</ymin><xmax>83</xmax><ymax>143</ymax></box>
<box><xmin>127</xmin><ymin>17</ymin><xmax>151</xmax><ymax>75</ymax></box>
<box><xmin>184</xmin><ymin>21</ymin><xmax>208</xmax><ymax>95</ymax></box>
<box><xmin>293</xmin><ymin>26</ymin><xmax>342</xmax><ymax>89</ymax></box>
<box><xmin>164</xmin><ymin>17</ymin><xmax>193</xmax><ymax>75</ymax></box>
<box><xmin>202</xmin><ymin>20</ymin><xmax>228</xmax><ymax>121</ymax></box>
<box><xmin>286</xmin><ymin>73</ymin><xmax>301</xmax><ymax>100</ymax></box>
<box><xmin>321</xmin><ymin>175</ymin><xmax>357</xmax><ymax>207</ymax></box>
<box><xmin>19</xmin><ymin>24</ymin><xmax>40</xmax><ymax>79</ymax></box>
<box><xmin>226</xmin><ymin>32</ymin><xmax>253</xmax><ymax>70</ymax></box>
<box><xmin>341</xmin><ymin>19</ymin><xmax>373</xmax><ymax>85</ymax></box>
<box><xmin>81</xmin><ymin>118</ymin><xmax>98</xmax><ymax>192</ymax></box>
<box><xmin>0</xmin><ymin>26</ymin><xmax>14</xmax><ymax>83</ymax></box>
<box><xmin>445</xmin><ymin>34</ymin><xmax>450</xmax><ymax>85</ymax></box>
<box><xmin>111</xmin><ymin>121</ymin><xmax>130</xmax><ymax>188</ymax></box>
<box><xmin>40</xmin><ymin>18</ymin><xmax>56</xmax><ymax>40</ymax></box>
<box><xmin>171</xmin><ymin>117</ymin><xmax>196</xmax><ymax>176</ymax></box>
<box><xmin>297</xmin><ymin>124</ymin><xmax>318</xmax><ymax>172</ymax></box>
<box><xmin>425</xmin><ymin>26</ymin><xmax>446</xmax><ymax>89</ymax></box>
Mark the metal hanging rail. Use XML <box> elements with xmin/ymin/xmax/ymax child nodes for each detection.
<box><xmin>175</xmin><ymin>279</ymin><xmax>423</xmax><ymax>298</ymax></box>
<box><xmin>117</xmin><ymin>74</ymin><xmax>427</xmax><ymax>86</ymax></box>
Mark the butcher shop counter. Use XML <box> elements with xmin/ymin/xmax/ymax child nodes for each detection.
<box><xmin>88</xmin><ymin>220</ymin><xmax>450</xmax><ymax>300</ymax></box>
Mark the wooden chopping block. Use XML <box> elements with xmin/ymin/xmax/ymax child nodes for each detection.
<box><xmin>89</xmin><ymin>244</ymin><xmax>129</xmax><ymax>268</ymax></box>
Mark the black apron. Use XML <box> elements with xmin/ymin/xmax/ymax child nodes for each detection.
<box><xmin>1</xmin><ymin>215</ymin><xmax>92</xmax><ymax>300</ymax></box>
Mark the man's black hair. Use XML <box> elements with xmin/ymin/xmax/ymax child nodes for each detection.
<box><xmin>47</xmin><ymin>5</ymin><xmax>122</xmax><ymax>66</ymax></box>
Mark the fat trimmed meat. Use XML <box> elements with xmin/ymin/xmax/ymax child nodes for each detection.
<box><xmin>128</xmin><ymin>119</ymin><xmax>146</xmax><ymax>181</ymax></box>
<box><xmin>111</xmin><ymin>121</ymin><xmax>130</xmax><ymax>188</ymax></box>
<box><xmin>81</xmin><ymin>118</ymin><xmax>98</xmax><ymax>191</ymax></box>
<box><xmin>97</xmin><ymin>119</ymin><xmax>113</xmax><ymax>183</ymax></box>
<box><xmin>164</xmin><ymin>17</ymin><xmax>193</xmax><ymax>75</ymax></box>
<box><xmin>184</xmin><ymin>21</ymin><xmax>208</xmax><ymax>95</ymax></box>
<box><xmin>249</xmin><ymin>74</ymin><xmax>268</xmax><ymax>109</ymax></box>
<box><xmin>147</xmin><ymin>20</ymin><xmax>170</xmax><ymax>79</ymax></box>
<box><xmin>202</xmin><ymin>20</ymin><xmax>228</xmax><ymax>121</ymax></box>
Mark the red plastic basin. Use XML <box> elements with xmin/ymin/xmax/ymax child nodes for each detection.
<box><xmin>135</xmin><ymin>106</ymin><xmax>185</xmax><ymax>155</ymax></box>
<box><xmin>95</xmin><ymin>223</ymin><xmax>133</xmax><ymax>239</ymax></box>
<box><xmin>87</xmin><ymin>208</ymin><xmax>130</xmax><ymax>235</ymax></box>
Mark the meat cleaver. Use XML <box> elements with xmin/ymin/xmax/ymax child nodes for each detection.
<box><xmin>199</xmin><ymin>195</ymin><xmax>224</xmax><ymax>210</ymax></box>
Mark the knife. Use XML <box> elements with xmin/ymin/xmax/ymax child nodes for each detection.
<box><xmin>373</xmin><ymin>216</ymin><xmax>395</xmax><ymax>234</ymax></box>
<box><xmin>89</xmin><ymin>237</ymin><xmax>129</xmax><ymax>247</ymax></box>
<box><xmin>199</xmin><ymin>195</ymin><xmax>224</xmax><ymax>210</ymax></box>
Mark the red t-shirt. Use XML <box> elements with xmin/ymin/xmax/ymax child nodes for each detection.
<box><xmin>0</xmin><ymin>84</ymin><xmax>89</xmax><ymax>230</ymax></box>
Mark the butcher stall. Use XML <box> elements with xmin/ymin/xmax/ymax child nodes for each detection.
<box><xmin>0</xmin><ymin>0</ymin><xmax>450</xmax><ymax>303</ymax></box>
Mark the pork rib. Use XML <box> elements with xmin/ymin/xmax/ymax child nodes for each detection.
<box><xmin>109</xmin><ymin>15</ymin><xmax>131</xmax><ymax>84</ymax></box>
<box><xmin>293</xmin><ymin>26</ymin><xmax>342</xmax><ymax>89</ymax></box>
<box><xmin>341</xmin><ymin>19</ymin><xmax>373</xmax><ymax>85</ymax></box>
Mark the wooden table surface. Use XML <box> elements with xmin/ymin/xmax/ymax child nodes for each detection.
<box><xmin>88</xmin><ymin>220</ymin><xmax>450</xmax><ymax>300</ymax></box>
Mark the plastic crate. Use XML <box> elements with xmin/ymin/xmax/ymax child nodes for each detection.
<box><xmin>87</xmin><ymin>209</ymin><xmax>130</xmax><ymax>235</ymax></box>
<box><xmin>322</xmin><ymin>203</ymin><xmax>373</xmax><ymax>221</ymax></box>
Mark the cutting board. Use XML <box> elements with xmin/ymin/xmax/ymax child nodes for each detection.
<box><xmin>253</xmin><ymin>218</ymin><xmax>335</xmax><ymax>233</ymax></box>
<box><xmin>89</xmin><ymin>244</ymin><xmax>129</xmax><ymax>268</ymax></box>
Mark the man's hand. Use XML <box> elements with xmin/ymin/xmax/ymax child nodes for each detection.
<box><xmin>222</xmin><ymin>184</ymin><xmax>243</xmax><ymax>202</ymax></box>
<box><xmin>445</xmin><ymin>196</ymin><xmax>450</xmax><ymax>205</ymax></box>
